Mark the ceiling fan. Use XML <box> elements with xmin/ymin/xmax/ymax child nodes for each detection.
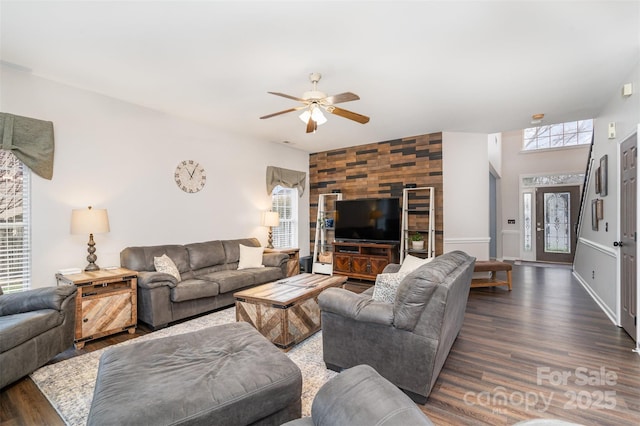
<box><xmin>260</xmin><ymin>72</ymin><xmax>370</xmax><ymax>133</ymax></box>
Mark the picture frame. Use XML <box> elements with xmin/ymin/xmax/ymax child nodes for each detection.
<box><xmin>599</xmin><ymin>155</ymin><xmax>608</xmax><ymax>197</ymax></box>
<box><xmin>591</xmin><ymin>199</ymin><xmax>599</xmax><ymax>231</ymax></box>
<box><xmin>596</xmin><ymin>198</ymin><xmax>604</xmax><ymax>220</ymax></box>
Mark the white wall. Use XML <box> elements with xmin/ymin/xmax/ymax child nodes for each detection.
<box><xmin>573</xmin><ymin>61</ymin><xmax>640</xmax><ymax>332</ymax></box>
<box><xmin>500</xmin><ymin>132</ymin><xmax>590</xmax><ymax>261</ymax></box>
<box><xmin>0</xmin><ymin>66</ymin><xmax>309</xmax><ymax>287</ymax></box>
<box><xmin>442</xmin><ymin>132</ymin><xmax>490</xmax><ymax>260</ymax></box>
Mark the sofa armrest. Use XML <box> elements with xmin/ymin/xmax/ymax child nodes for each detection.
<box><xmin>382</xmin><ymin>263</ymin><xmax>401</xmax><ymax>274</ymax></box>
<box><xmin>262</xmin><ymin>252</ymin><xmax>288</xmax><ymax>267</ymax></box>
<box><xmin>0</xmin><ymin>285</ymin><xmax>77</xmax><ymax>316</ymax></box>
<box><xmin>318</xmin><ymin>287</ymin><xmax>393</xmax><ymax>326</ymax></box>
<box><xmin>308</xmin><ymin>365</ymin><xmax>433</xmax><ymax>426</ymax></box>
<box><xmin>136</xmin><ymin>271</ymin><xmax>178</xmax><ymax>289</ymax></box>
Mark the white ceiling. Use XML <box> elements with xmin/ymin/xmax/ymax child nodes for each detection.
<box><xmin>1</xmin><ymin>1</ymin><xmax>639</xmax><ymax>153</ymax></box>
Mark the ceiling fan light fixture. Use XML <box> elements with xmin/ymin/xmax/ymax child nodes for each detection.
<box><xmin>299</xmin><ymin>108</ymin><xmax>327</xmax><ymax>125</ymax></box>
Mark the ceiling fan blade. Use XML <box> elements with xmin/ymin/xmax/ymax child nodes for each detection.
<box><xmin>325</xmin><ymin>106</ymin><xmax>370</xmax><ymax>124</ymax></box>
<box><xmin>267</xmin><ymin>91</ymin><xmax>308</xmax><ymax>103</ymax></box>
<box><xmin>306</xmin><ymin>116</ymin><xmax>317</xmax><ymax>133</ymax></box>
<box><xmin>322</xmin><ymin>92</ymin><xmax>360</xmax><ymax>105</ymax></box>
<box><xmin>260</xmin><ymin>105</ymin><xmax>306</xmax><ymax>119</ymax></box>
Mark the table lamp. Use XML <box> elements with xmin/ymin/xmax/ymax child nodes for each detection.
<box><xmin>261</xmin><ymin>211</ymin><xmax>280</xmax><ymax>249</ymax></box>
<box><xmin>71</xmin><ymin>206</ymin><xmax>110</xmax><ymax>271</ymax></box>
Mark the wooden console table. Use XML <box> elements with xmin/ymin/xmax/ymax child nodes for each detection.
<box><xmin>264</xmin><ymin>247</ymin><xmax>300</xmax><ymax>277</ymax></box>
<box><xmin>56</xmin><ymin>268</ymin><xmax>138</xmax><ymax>348</ymax></box>
<box><xmin>333</xmin><ymin>242</ymin><xmax>398</xmax><ymax>281</ymax></box>
<box><xmin>471</xmin><ymin>261</ymin><xmax>512</xmax><ymax>290</ymax></box>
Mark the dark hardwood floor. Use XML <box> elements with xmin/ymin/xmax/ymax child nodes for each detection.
<box><xmin>1</xmin><ymin>263</ymin><xmax>639</xmax><ymax>425</ymax></box>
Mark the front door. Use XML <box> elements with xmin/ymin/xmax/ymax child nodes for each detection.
<box><xmin>535</xmin><ymin>185</ymin><xmax>580</xmax><ymax>263</ymax></box>
<box><xmin>620</xmin><ymin>133</ymin><xmax>637</xmax><ymax>340</ymax></box>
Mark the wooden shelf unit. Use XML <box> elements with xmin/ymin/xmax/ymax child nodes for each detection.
<box><xmin>312</xmin><ymin>193</ymin><xmax>342</xmax><ymax>275</ymax></box>
<box><xmin>401</xmin><ymin>186</ymin><xmax>435</xmax><ymax>262</ymax></box>
<box><xmin>333</xmin><ymin>241</ymin><xmax>399</xmax><ymax>281</ymax></box>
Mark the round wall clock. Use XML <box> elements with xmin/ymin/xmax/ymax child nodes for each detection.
<box><xmin>174</xmin><ymin>160</ymin><xmax>206</xmax><ymax>193</ymax></box>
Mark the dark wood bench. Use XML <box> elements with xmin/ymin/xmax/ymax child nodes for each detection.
<box><xmin>471</xmin><ymin>260</ymin><xmax>512</xmax><ymax>290</ymax></box>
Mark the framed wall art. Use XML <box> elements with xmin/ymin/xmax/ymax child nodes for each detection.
<box><xmin>599</xmin><ymin>155</ymin><xmax>608</xmax><ymax>197</ymax></box>
<box><xmin>596</xmin><ymin>198</ymin><xmax>604</xmax><ymax>220</ymax></box>
<box><xmin>591</xmin><ymin>199</ymin><xmax>599</xmax><ymax>231</ymax></box>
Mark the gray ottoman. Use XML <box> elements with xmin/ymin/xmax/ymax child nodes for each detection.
<box><xmin>87</xmin><ymin>322</ymin><xmax>302</xmax><ymax>426</ymax></box>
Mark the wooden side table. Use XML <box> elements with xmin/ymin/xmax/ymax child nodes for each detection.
<box><xmin>56</xmin><ymin>267</ymin><xmax>138</xmax><ymax>349</ymax></box>
<box><xmin>265</xmin><ymin>247</ymin><xmax>300</xmax><ymax>277</ymax></box>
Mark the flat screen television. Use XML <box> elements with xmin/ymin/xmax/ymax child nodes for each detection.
<box><xmin>334</xmin><ymin>198</ymin><xmax>400</xmax><ymax>243</ymax></box>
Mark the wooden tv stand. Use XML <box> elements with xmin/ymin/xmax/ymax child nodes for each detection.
<box><xmin>333</xmin><ymin>242</ymin><xmax>399</xmax><ymax>281</ymax></box>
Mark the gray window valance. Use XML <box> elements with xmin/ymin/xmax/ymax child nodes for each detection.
<box><xmin>0</xmin><ymin>113</ymin><xmax>55</xmax><ymax>180</ymax></box>
<box><xmin>266</xmin><ymin>166</ymin><xmax>306</xmax><ymax>197</ymax></box>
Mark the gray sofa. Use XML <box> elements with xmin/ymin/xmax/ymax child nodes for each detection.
<box><xmin>120</xmin><ymin>238</ymin><xmax>288</xmax><ymax>329</ymax></box>
<box><xmin>318</xmin><ymin>250</ymin><xmax>475</xmax><ymax>403</ymax></box>
<box><xmin>0</xmin><ymin>285</ymin><xmax>77</xmax><ymax>389</ymax></box>
<box><xmin>283</xmin><ymin>364</ymin><xmax>433</xmax><ymax>426</ymax></box>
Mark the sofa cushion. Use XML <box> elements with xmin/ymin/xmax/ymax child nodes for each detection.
<box><xmin>170</xmin><ymin>279</ymin><xmax>220</xmax><ymax>303</ymax></box>
<box><xmin>238</xmin><ymin>244</ymin><xmax>265</xmax><ymax>270</ymax></box>
<box><xmin>0</xmin><ymin>310</ymin><xmax>62</xmax><ymax>352</ymax></box>
<box><xmin>154</xmin><ymin>254</ymin><xmax>182</xmax><ymax>282</ymax></box>
<box><xmin>222</xmin><ymin>238</ymin><xmax>261</xmax><ymax>264</ymax></box>
<box><xmin>248</xmin><ymin>267</ymin><xmax>284</xmax><ymax>285</ymax></box>
<box><xmin>398</xmin><ymin>254</ymin><xmax>433</xmax><ymax>275</ymax></box>
<box><xmin>186</xmin><ymin>240</ymin><xmax>226</xmax><ymax>271</ymax></box>
<box><xmin>201</xmin><ymin>270</ymin><xmax>257</xmax><ymax>294</ymax></box>
<box><xmin>120</xmin><ymin>245</ymin><xmax>190</xmax><ymax>273</ymax></box>
<box><xmin>372</xmin><ymin>273</ymin><xmax>406</xmax><ymax>303</ymax></box>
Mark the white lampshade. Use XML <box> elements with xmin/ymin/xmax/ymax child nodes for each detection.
<box><xmin>299</xmin><ymin>108</ymin><xmax>327</xmax><ymax>125</ymax></box>
<box><xmin>71</xmin><ymin>206</ymin><xmax>110</xmax><ymax>235</ymax></box>
<box><xmin>261</xmin><ymin>211</ymin><xmax>280</xmax><ymax>227</ymax></box>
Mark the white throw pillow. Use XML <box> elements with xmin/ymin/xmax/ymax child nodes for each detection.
<box><xmin>372</xmin><ymin>273</ymin><xmax>406</xmax><ymax>303</ymax></box>
<box><xmin>154</xmin><ymin>254</ymin><xmax>181</xmax><ymax>282</ymax></box>
<box><xmin>398</xmin><ymin>254</ymin><xmax>433</xmax><ymax>275</ymax></box>
<box><xmin>237</xmin><ymin>244</ymin><xmax>265</xmax><ymax>270</ymax></box>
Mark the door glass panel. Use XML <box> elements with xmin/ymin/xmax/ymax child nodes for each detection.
<box><xmin>523</xmin><ymin>192</ymin><xmax>532</xmax><ymax>251</ymax></box>
<box><xmin>544</xmin><ymin>192</ymin><xmax>570</xmax><ymax>253</ymax></box>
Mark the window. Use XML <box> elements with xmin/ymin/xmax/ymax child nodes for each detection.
<box><xmin>523</xmin><ymin>119</ymin><xmax>593</xmax><ymax>151</ymax></box>
<box><xmin>0</xmin><ymin>151</ymin><xmax>30</xmax><ymax>293</ymax></box>
<box><xmin>271</xmin><ymin>186</ymin><xmax>297</xmax><ymax>248</ymax></box>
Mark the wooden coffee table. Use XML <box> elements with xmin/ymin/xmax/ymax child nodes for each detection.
<box><xmin>234</xmin><ymin>273</ymin><xmax>348</xmax><ymax>350</ymax></box>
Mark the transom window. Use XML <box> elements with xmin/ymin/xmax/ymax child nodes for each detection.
<box><xmin>271</xmin><ymin>186</ymin><xmax>298</xmax><ymax>249</ymax></box>
<box><xmin>523</xmin><ymin>119</ymin><xmax>593</xmax><ymax>151</ymax></box>
<box><xmin>0</xmin><ymin>151</ymin><xmax>30</xmax><ymax>293</ymax></box>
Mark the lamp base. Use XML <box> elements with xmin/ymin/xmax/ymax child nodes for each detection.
<box><xmin>84</xmin><ymin>262</ymin><xmax>100</xmax><ymax>272</ymax></box>
<box><xmin>84</xmin><ymin>233</ymin><xmax>100</xmax><ymax>272</ymax></box>
<box><xmin>267</xmin><ymin>229</ymin><xmax>274</xmax><ymax>249</ymax></box>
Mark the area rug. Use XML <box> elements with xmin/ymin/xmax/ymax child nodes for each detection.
<box><xmin>30</xmin><ymin>307</ymin><xmax>337</xmax><ymax>426</ymax></box>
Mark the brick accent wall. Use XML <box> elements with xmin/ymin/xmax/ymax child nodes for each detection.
<box><xmin>309</xmin><ymin>132</ymin><xmax>443</xmax><ymax>256</ymax></box>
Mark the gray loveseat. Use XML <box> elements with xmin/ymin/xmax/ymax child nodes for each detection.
<box><xmin>318</xmin><ymin>250</ymin><xmax>475</xmax><ymax>403</ymax></box>
<box><xmin>120</xmin><ymin>238</ymin><xmax>288</xmax><ymax>329</ymax></box>
<box><xmin>0</xmin><ymin>285</ymin><xmax>77</xmax><ymax>389</ymax></box>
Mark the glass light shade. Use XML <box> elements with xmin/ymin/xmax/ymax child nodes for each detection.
<box><xmin>71</xmin><ymin>207</ymin><xmax>110</xmax><ymax>234</ymax></box>
<box><xmin>261</xmin><ymin>211</ymin><xmax>280</xmax><ymax>227</ymax></box>
<box><xmin>298</xmin><ymin>108</ymin><xmax>327</xmax><ymax>125</ymax></box>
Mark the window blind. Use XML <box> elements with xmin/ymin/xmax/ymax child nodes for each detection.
<box><xmin>271</xmin><ymin>186</ymin><xmax>298</xmax><ymax>248</ymax></box>
<box><xmin>0</xmin><ymin>151</ymin><xmax>30</xmax><ymax>293</ymax></box>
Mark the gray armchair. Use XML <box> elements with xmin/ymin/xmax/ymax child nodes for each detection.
<box><xmin>0</xmin><ymin>285</ymin><xmax>77</xmax><ymax>389</ymax></box>
<box><xmin>318</xmin><ymin>250</ymin><xmax>475</xmax><ymax>403</ymax></box>
<box><xmin>283</xmin><ymin>364</ymin><xmax>433</xmax><ymax>426</ymax></box>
